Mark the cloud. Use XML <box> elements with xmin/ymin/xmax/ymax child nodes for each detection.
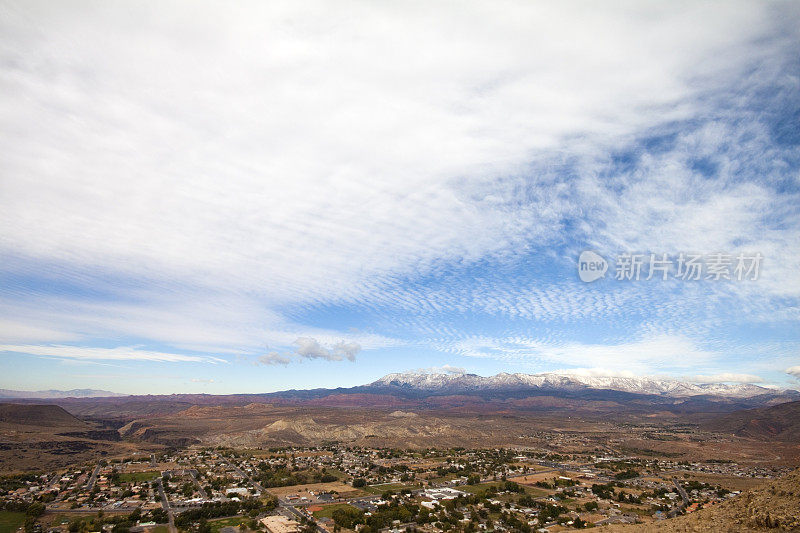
<box><xmin>0</xmin><ymin>344</ymin><xmax>225</xmax><ymax>363</ymax></box>
<box><xmin>787</xmin><ymin>366</ymin><xmax>800</xmax><ymax>379</ymax></box>
<box><xmin>258</xmin><ymin>338</ymin><xmax>361</xmax><ymax>365</ymax></box>
<box><xmin>0</xmin><ymin>0</ymin><xmax>793</xmax><ymax>308</ymax></box>
<box><xmin>414</xmin><ymin>365</ymin><xmax>467</xmax><ymax>375</ymax></box>
<box><xmin>0</xmin><ymin>0</ymin><xmax>796</xmax><ymax>386</ymax></box>
<box><xmin>258</xmin><ymin>352</ymin><xmax>292</xmax><ymax>366</ymax></box>
<box><xmin>436</xmin><ymin>333</ymin><xmax>718</xmax><ymax>374</ymax></box>
<box><xmin>294</xmin><ymin>337</ymin><xmax>361</xmax><ymax>362</ymax></box>
<box><xmin>190</xmin><ymin>378</ymin><xmax>215</xmax><ymax>384</ymax></box>
<box><xmin>548</xmin><ymin>367</ymin><xmax>639</xmax><ymax>379</ymax></box>
<box><xmin>682</xmin><ymin>373</ymin><xmax>765</xmax><ymax>384</ymax></box>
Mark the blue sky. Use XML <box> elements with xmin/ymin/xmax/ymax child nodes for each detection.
<box><xmin>1</xmin><ymin>0</ymin><xmax>799</xmax><ymax>394</ymax></box>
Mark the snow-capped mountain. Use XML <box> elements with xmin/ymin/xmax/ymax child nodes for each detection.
<box><xmin>370</xmin><ymin>371</ymin><xmax>788</xmax><ymax>399</ymax></box>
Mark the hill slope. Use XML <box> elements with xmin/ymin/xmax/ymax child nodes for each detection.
<box><xmin>704</xmin><ymin>400</ymin><xmax>800</xmax><ymax>441</ymax></box>
<box><xmin>0</xmin><ymin>403</ymin><xmax>89</xmax><ymax>428</ymax></box>
<box><xmin>608</xmin><ymin>468</ymin><xmax>800</xmax><ymax>531</ymax></box>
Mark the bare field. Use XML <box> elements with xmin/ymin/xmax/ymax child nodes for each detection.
<box><xmin>266</xmin><ymin>481</ymin><xmax>362</xmax><ymax>499</ymax></box>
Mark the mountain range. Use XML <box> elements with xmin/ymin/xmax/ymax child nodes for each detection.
<box><xmin>369</xmin><ymin>371</ymin><xmax>791</xmax><ymax>398</ymax></box>
<box><xmin>0</xmin><ymin>388</ymin><xmax>126</xmax><ymax>399</ymax></box>
<box><xmin>3</xmin><ymin>372</ymin><xmax>797</xmax><ymax>405</ymax></box>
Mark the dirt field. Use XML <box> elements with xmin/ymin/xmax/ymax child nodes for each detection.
<box><xmin>266</xmin><ymin>481</ymin><xmax>362</xmax><ymax>499</ymax></box>
<box><xmin>510</xmin><ymin>470</ymin><xmax>581</xmax><ymax>484</ymax></box>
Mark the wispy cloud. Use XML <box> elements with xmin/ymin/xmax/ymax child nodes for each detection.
<box><xmin>0</xmin><ymin>344</ymin><xmax>225</xmax><ymax>364</ymax></box>
<box><xmin>1</xmin><ymin>1</ymin><xmax>792</xmax><ymax>306</ymax></box>
<box><xmin>433</xmin><ymin>333</ymin><xmax>718</xmax><ymax>374</ymax></box>
<box><xmin>682</xmin><ymin>373</ymin><xmax>765</xmax><ymax>384</ymax></box>
<box><xmin>0</xmin><ymin>1</ymin><xmax>797</xmax><ymax>388</ymax></box>
<box><xmin>413</xmin><ymin>365</ymin><xmax>467</xmax><ymax>375</ymax></box>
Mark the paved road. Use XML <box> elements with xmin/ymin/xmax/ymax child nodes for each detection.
<box><xmin>157</xmin><ymin>477</ymin><xmax>177</xmax><ymax>533</ymax></box>
<box><xmin>224</xmin><ymin>460</ymin><xmax>325</xmax><ymax>533</ymax></box>
<box><xmin>85</xmin><ymin>464</ymin><xmax>101</xmax><ymax>491</ymax></box>
<box><xmin>187</xmin><ymin>469</ymin><xmax>209</xmax><ymax>499</ymax></box>
<box><xmin>672</xmin><ymin>477</ymin><xmax>690</xmax><ymax>506</ymax></box>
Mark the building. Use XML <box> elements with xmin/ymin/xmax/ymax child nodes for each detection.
<box><xmin>421</xmin><ymin>487</ymin><xmax>467</xmax><ymax>501</ymax></box>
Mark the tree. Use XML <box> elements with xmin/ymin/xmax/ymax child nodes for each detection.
<box><xmin>331</xmin><ymin>506</ymin><xmax>364</xmax><ymax>529</ymax></box>
<box><xmin>352</xmin><ymin>478</ymin><xmax>366</xmax><ymax>488</ymax></box>
<box><xmin>26</xmin><ymin>502</ymin><xmax>45</xmax><ymax>517</ymax></box>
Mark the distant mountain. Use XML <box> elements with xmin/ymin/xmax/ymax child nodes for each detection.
<box><xmin>9</xmin><ymin>371</ymin><xmax>797</xmax><ymax>421</ymax></box>
<box><xmin>0</xmin><ymin>403</ymin><xmax>89</xmax><ymax>427</ymax></box>
<box><xmin>369</xmin><ymin>371</ymin><xmax>793</xmax><ymax>399</ymax></box>
<box><xmin>704</xmin><ymin>400</ymin><xmax>800</xmax><ymax>441</ymax></box>
<box><xmin>0</xmin><ymin>388</ymin><xmax>125</xmax><ymax>399</ymax></box>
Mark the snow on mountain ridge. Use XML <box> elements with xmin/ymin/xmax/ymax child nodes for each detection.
<box><xmin>372</xmin><ymin>371</ymin><xmax>781</xmax><ymax>398</ymax></box>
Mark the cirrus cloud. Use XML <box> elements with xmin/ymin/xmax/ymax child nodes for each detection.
<box><xmin>0</xmin><ymin>344</ymin><xmax>225</xmax><ymax>363</ymax></box>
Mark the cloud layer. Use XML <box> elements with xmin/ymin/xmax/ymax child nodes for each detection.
<box><xmin>0</xmin><ymin>1</ymin><xmax>797</xmax><ymax>386</ymax></box>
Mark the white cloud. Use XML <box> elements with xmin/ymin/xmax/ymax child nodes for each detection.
<box><xmin>787</xmin><ymin>366</ymin><xmax>800</xmax><ymax>379</ymax></box>
<box><xmin>258</xmin><ymin>337</ymin><xmax>361</xmax><ymax>365</ymax></box>
<box><xmin>0</xmin><ymin>293</ymin><xmax>399</xmax><ymax>359</ymax></box>
<box><xmin>437</xmin><ymin>333</ymin><xmax>717</xmax><ymax>374</ymax></box>
<box><xmin>682</xmin><ymin>373</ymin><xmax>764</xmax><ymax>384</ymax></box>
<box><xmin>259</xmin><ymin>352</ymin><xmax>292</xmax><ymax>366</ymax></box>
<box><xmin>547</xmin><ymin>367</ymin><xmax>639</xmax><ymax>379</ymax></box>
<box><xmin>0</xmin><ymin>344</ymin><xmax>225</xmax><ymax>363</ymax></box>
<box><xmin>414</xmin><ymin>365</ymin><xmax>467</xmax><ymax>375</ymax></box>
<box><xmin>294</xmin><ymin>337</ymin><xmax>361</xmax><ymax>362</ymax></box>
<box><xmin>0</xmin><ymin>0</ymin><xmax>796</xmax><ymax>381</ymax></box>
<box><xmin>0</xmin><ymin>0</ymin><xmax>788</xmax><ymax>308</ymax></box>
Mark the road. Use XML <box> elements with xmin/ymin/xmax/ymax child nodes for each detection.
<box><xmin>186</xmin><ymin>469</ymin><xmax>208</xmax><ymax>499</ymax></box>
<box><xmin>224</xmin><ymin>460</ymin><xmax>325</xmax><ymax>533</ymax></box>
<box><xmin>157</xmin><ymin>477</ymin><xmax>177</xmax><ymax>533</ymax></box>
<box><xmin>672</xmin><ymin>477</ymin><xmax>690</xmax><ymax>506</ymax></box>
<box><xmin>85</xmin><ymin>464</ymin><xmax>101</xmax><ymax>491</ymax></box>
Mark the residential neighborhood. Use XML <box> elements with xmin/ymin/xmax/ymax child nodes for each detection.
<box><xmin>1</xmin><ymin>447</ymin><xmax>786</xmax><ymax>533</ymax></box>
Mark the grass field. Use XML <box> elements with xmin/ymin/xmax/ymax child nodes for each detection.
<box><xmin>322</xmin><ymin>468</ymin><xmax>347</xmax><ymax>480</ymax></box>
<box><xmin>0</xmin><ymin>511</ymin><xmax>25</xmax><ymax>533</ymax></box>
<box><xmin>312</xmin><ymin>503</ymin><xmax>360</xmax><ymax>519</ymax></box>
<box><xmin>208</xmin><ymin>516</ymin><xmax>248</xmax><ymax>533</ymax></box>
<box><xmin>460</xmin><ymin>481</ymin><xmax>548</xmax><ymax>498</ymax></box>
<box><xmin>119</xmin><ymin>471</ymin><xmax>161</xmax><ymax>483</ymax></box>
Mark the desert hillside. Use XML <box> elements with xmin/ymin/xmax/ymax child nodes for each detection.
<box><xmin>0</xmin><ymin>403</ymin><xmax>88</xmax><ymax>428</ymax></box>
<box><xmin>0</xmin><ymin>403</ymin><xmax>142</xmax><ymax>472</ymax></box>
<box><xmin>704</xmin><ymin>400</ymin><xmax>800</xmax><ymax>442</ymax></box>
<box><xmin>606</xmin><ymin>468</ymin><xmax>800</xmax><ymax>532</ymax></box>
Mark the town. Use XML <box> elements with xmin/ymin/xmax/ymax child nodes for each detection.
<box><xmin>1</xmin><ymin>447</ymin><xmax>786</xmax><ymax>533</ymax></box>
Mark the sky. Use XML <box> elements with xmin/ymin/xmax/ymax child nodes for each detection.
<box><xmin>1</xmin><ymin>0</ymin><xmax>799</xmax><ymax>395</ymax></box>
